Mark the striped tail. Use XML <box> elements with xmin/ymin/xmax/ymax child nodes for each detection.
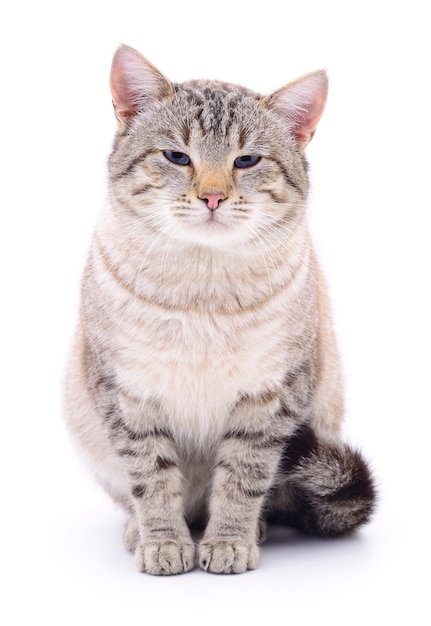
<box><xmin>267</xmin><ymin>424</ymin><xmax>376</xmax><ymax>538</ymax></box>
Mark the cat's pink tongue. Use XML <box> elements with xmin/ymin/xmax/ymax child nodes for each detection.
<box><xmin>201</xmin><ymin>194</ymin><xmax>225</xmax><ymax>210</ymax></box>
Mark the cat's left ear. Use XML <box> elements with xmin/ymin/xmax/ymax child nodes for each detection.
<box><xmin>262</xmin><ymin>70</ymin><xmax>328</xmax><ymax>147</ymax></box>
<box><xmin>110</xmin><ymin>44</ymin><xmax>174</xmax><ymax>129</ymax></box>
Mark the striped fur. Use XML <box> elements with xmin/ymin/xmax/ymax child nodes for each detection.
<box><xmin>64</xmin><ymin>45</ymin><xmax>375</xmax><ymax>575</ymax></box>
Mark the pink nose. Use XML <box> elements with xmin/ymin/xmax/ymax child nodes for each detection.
<box><xmin>200</xmin><ymin>193</ymin><xmax>226</xmax><ymax>210</ymax></box>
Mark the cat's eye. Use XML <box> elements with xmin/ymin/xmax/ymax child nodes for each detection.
<box><xmin>163</xmin><ymin>151</ymin><xmax>191</xmax><ymax>166</ymax></box>
<box><xmin>234</xmin><ymin>155</ymin><xmax>261</xmax><ymax>169</ymax></box>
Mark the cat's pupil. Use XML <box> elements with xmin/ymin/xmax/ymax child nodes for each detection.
<box><xmin>234</xmin><ymin>155</ymin><xmax>261</xmax><ymax>169</ymax></box>
<box><xmin>164</xmin><ymin>151</ymin><xmax>191</xmax><ymax>166</ymax></box>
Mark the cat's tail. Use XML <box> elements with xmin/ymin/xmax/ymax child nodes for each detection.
<box><xmin>266</xmin><ymin>424</ymin><xmax>376</xmax><ymax>538</ymax></box>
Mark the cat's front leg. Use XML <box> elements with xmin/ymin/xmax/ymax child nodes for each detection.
<box><xmin>199</xmin><ymin>391</ymin><xmax>291</xmax><ymax>574</ymax></box>
<box><xmin>113</xmin><ymin>393</ymin><xmax>195</xmax><ymax>575</ymax></box>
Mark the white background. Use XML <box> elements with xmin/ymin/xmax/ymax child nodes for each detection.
<box><xmin>1</xmin><ymin>1</ymin><xmax>430</xmax><ymax>624</ymax></box>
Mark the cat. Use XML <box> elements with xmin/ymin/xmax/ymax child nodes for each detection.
<box><xmin>64</xmin><ymin>44</ymin><xmax>376</xmax><ymax>575</ymax></box>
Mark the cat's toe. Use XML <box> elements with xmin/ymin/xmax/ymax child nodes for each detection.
<box><xmin>135</xmin><ymin>539</ymin><xmax>195</xmax><ymax>575</ymax></box>
<box><xmin>199</xmin><ymin>538</ymin><xmax>260</xmax><ymax>574</ymax></box>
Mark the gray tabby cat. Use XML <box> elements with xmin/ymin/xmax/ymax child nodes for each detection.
<box><xmin>64</xmin><ymin>44</ymin><xmax>375</xmax><ymax>575</ymax></box>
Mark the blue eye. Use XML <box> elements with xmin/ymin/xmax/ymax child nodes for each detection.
<box><xmin>234</xmin><ymin>155</ymin><xmax>261</xmax><ymax>169</ymax></box>
<box><xmin>164</xmin><ymin>151</ymin><xmax>191</xmax><ymax>166</ymax></box>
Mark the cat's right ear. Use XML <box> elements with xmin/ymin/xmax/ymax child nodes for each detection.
<box><xmin>110</xmin><ymin>45</ymin><xmax>174</xmax><ymax>129</ymax></box>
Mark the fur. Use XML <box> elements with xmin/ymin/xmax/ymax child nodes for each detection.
<box><xmin>64</xmin><ymin>45</ymin><xmax>375</xmax><ymax>575</ymax></box>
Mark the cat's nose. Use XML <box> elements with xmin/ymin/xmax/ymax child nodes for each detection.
<box><xmin>200</xmin><ymin>193</ymin><xmax>226</xmax><ymax>211</ymax></box>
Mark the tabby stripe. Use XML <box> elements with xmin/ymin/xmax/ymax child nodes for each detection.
<box><xmin>94</xmin><ymin>235</ymin><xmax>295</xmax><ymax>316</ymax></box>
<box><xmin>223</xmin><ymin>429</ymin><xmax>285</xmax><ymax>449</ymax></box>
<box><xmin>236</xmin><ymin>388</ymin><xmax>280</xmax><ymax>406</ymax></box>
<box><xmin>111</xmin><ymin>149</ymin><xmax>156</xmax><ymax>180</ymax></box>
<box><xmin>217</xmin><ymin>460</ymin><xmax>269</xmax><ymax>483</ymax></box>
<box><xmin>242</xmin><ymin>488</ymin><xmax>267</xmax><ymax>499</ymax></box>
<box><xmin>109</xmin><ymin>417</ymin><xmax>124</xmax><ymax>431</ymax></box>
<box><xmin>211</xmin><ymin>522</ymin><xmax>246</xmax><ymax>539</ymax></box>
<box><xmin>131</xmin><ymin>484</ymin><xmax>147</xmax><ymax>498</ymax></box>
<box><xmin>109</xmin><ymin>416</ymin><xmax>174</xmax><ymax>443</ymax></box>
<box><xmin>275</xmin><ymin>159</ymin><xmax>304</xmax><ymax>196</ymax></box>
<box><xmin>284</xmin><ymin>361</ymin><xmax>312</xmax><ymax>387</ymax></box>
<box><xmin>128</xmin><ymin>470</ymin><xmax>144</xmax><ymax>480</ymax></box>
<box><xmin>118</xmin><ymin>448</ymin><xmax>139</xmax><ymax>457</ymax></box>
<box><xmin>265</xmin><ymin>189</ymin><xmax>287</xmax><ymax>204</ymax></box>
<box><xmin>128</xmin><ymin>426</ymin><xmax>173</xmax><ymax>442</ymax></box>
<box><xmin>147</xmin><ymin>527</ymin><xmax>179</xmax><ymax>537</ymax></box>
<box><xmin>120</xmin><ymin>424</ymin><xmax>148</xmax><ymax>441</ymax></box>
<box><xmin>181</xmin><ymin>123</ymin><xmax>190</xmax><ymax>146</ymax></box>
<box><xmin>156</xmin><ymin>456</ymin><xmax>177</xmax><ymax>470</ymax></box>
<box><xmin>238</xmin><ymin>126</ymin><xmax>247</xmax><ymax>150</ymax></box>
<box><xmin>131</xmin><ymin>184</ymin><xmax>161</xmax><ymax>196</ymax></box>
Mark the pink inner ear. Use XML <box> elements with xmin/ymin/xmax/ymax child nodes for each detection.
<box><xmin>294</xmin><ymin>83</ymin><xmax>327</xmax><ymax>143</ymax></box>
<box><xmin>110</xmin><ymin>51</ymin><xmax>141</xmax><ymax>118</ymax></box>
<box><xmin>109</xmin><ymin>46</ymin><xmax>173</xmax><ymax>124</ymax></box>
<box><xmin>266</xmin><ymin>71</ymin><xmax>328</xmax><ymax>146</ymax></box>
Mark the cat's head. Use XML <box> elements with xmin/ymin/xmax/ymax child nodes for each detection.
<box><xmin>108</xmin><ymin>45</ymin><xmax>327</xmax><ymax>247</ymax></box>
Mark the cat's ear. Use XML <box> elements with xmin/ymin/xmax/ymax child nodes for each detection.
<box><xmin>110</xmin><ymin>45</ymin><xmax>174</xmax><ymax>127</ymax></box>
<box><xmin>262</xmin><ymin>70</ymin><xmax>328</xmax><ymax>147</ymax></box>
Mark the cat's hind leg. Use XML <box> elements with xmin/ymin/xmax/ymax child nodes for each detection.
<box><xmin>266</xmin><ymin>424</ymin><xmax>376</xmax><ymax>538</ymax></box>
<box><xmin>123</xmin><ymin>516</ymin><xmax>139</xmax><ymax>552</ymax></box>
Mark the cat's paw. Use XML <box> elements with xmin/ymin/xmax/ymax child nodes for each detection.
<box><xmin>199</xmin><ymin>538</ymin><xmax>260</xmax><ymax>574</ymax></box>
<box><xmin>122</xmin><ymin>517</ymin><xmax>139</xmax><ymax>553</ymax></box>
<box><xmin>135</xmin><ymin>539</ymin><xmax>195</xmax><ymax>575</ymax></box>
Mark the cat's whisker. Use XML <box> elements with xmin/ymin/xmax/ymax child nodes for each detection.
<box><xmin>255</xmin><ymin>219</ymin><xmax>307</xmax><ymax>310</ymax></box>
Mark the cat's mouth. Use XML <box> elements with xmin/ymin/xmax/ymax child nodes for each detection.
<box><xmin>202</xmin><ymin>210</ymin><xmax>237</xmax><ymax>231</ymax></box>
<box><xmin>176</xmin><ymin>209</ymin><xmax>243</xmax><ymax>246</ymax></box>
<box><xmin>205</xmin><ymin>211</ymin><xmax>224</xmax><ymax>225</ymax></box>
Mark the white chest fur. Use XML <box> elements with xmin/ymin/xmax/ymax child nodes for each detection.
<box><xmin>114</xmin><ymin>301</ymin><xmax>289</xmax><ymax>447</ymax></box>
<box><xmin>93</xmin><ymin>212</ymin><xmax>310</xmax><ymax>447</ymax></box>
